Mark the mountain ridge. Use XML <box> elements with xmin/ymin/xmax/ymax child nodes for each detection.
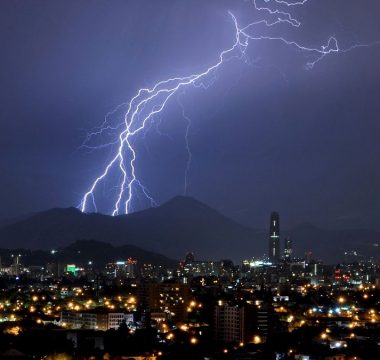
<box><xmin>0</xmin><ymin>196</ymin><xmax>261</xmax><ymax>261</ymax></box>
<box><xmin>0</xmin><ymin>196</ymin><xmax>379</xmax><ymax>263</ymax></box>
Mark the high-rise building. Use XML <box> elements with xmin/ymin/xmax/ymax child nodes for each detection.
<box><xmin>213</xmin><ymin>302</ymin><xmax>254</xmax><ymax>343</ymax></box>
<box><xmin>10</xmin><ymin>254</ymin><xmax>23</xmax><ymax>276</ymax></box>
<box><xmin>138</xmin><ymin>281</ymin><xmax>190</xmax><ymax>323</ymax></box>
<box><xmin>269</xmin><ymin>212</ymin><xmax>280</xmax><ymax>263</ymax></box>
<box><xmin>213</xmin><ymin>301</ymin><xmax>274</xmax><ymax>343</ymax></box>
<box><xmin>284</xmin><ymin>238</ymin><xmax>292</xmax><ymax>260</ymax></box>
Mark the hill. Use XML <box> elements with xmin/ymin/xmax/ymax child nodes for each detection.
<box><xmin>0</xmin><ymin>239</ymin><xmax>177</xmax><ymax>268</ymax></box>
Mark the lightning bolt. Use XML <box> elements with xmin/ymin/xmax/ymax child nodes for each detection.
<box><xmin>80</xmin><ymin>0</ymin><xmax>379</xmax><ymax>215</ymax></box>
<box><xmin>177</xmin><ymin>95</ymin><xmax>193</xmax><ymax>196</ymax></box>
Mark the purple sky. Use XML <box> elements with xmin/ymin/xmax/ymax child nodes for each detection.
<box><xmin>0</xmin><ymin>0</ymin><xmax>379</xmax><ymax>230</ymax></box>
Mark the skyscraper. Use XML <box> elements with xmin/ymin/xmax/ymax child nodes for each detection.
<box><xmin>269</xmin><ymin>212</ymin><xmax>280</xmax><ymax>263</ymax></box>
<box><xmin>284</xmin><ymin>238</ymin><xmax>292</xmax><ymax>260</ymax></box>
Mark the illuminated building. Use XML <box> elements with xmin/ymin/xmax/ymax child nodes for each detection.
<box><xmin>214</xmin><ymin>302</ymin><xmax>272</xmax><ymax>343</ymax></box>
<box><xmin>284</xmin><ymin>238</ymin><xmax>292</xmax><ymax>260</ymax></box>
<box><xmin>10</xmin><ymin>254</ymin><xmax>23</xmax><ymax>276</ymax></box>
<box><xmin>66</xmin><ymin>264</ymin><xmax>77</xmax><ymax>276</ymax></box>
<box><xmin>183</xmin><ymin>260</ymin><xmax>221</xmax><ymax>277</ymax></box>
<box><xmin>140</xmin><ymin>263</ymin><xmax>157</xmax><ymax>279</ymax></box>
<box><xmin>97</xmin><ymin>312</ymin><xmax>133</xmax><ymax>330</ymax></box>
<box><xmin>138</xmin><ymin>281</ymin><xmax>190</xmax><ymax>323</ymax></box>
<box><xmin>105</xmin><ymin>258</ymin><xmax>137</xmax><ymax>279</ymax></box>
<box><xmin>269</xmin><ymin>212</ymin><xmax>280</xmax><ymax>263</ymax></box>
<box><xmin>61</xmin><ymin>311</ymin><xmax>133</xmax><ymax>330</ymax></box>
<box><xmin>126</xmin><ymin>258</ymin><xmax>138</xmax><ymax>278</ymax></box>
<box><xmin>214</xmin><ymin>302</ymin><xmax>246</xmax><ymax>342</ymax></box>
<box><xmin>61</xmin><ymin>311</ymin><xmax>97</xmax><ymax>329</ymax></box>
<box><xmin>256</xmin><ymin>304</ymin><xmax>273</xmax><ymax>341</ymax></box>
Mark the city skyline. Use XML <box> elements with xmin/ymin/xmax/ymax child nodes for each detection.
<box><xmin>1</xmin><ymin>2</ymin><xmax>380</xmax><ymax>358</ymax></box>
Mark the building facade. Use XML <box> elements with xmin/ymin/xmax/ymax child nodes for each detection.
<box><xmin>213</xmin><ymin>302</ymin><xmax>269</xmax><ymax>343</ymax></box>
<box><xmin>138</xmin><ymin>281</ymin><xmax>190</xmax><ymax>323</ymax></box>
<box><xmin>61</xmin><ymin>311</ymin><xmax>133</xmax><ymax>330</ymax></box>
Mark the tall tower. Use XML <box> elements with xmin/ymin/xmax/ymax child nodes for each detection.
<box><xmin>269</xmin><ymin>212</ymin><xmax>280</xmax><ymax>263</ymax></box>
<box><xmin>284</xmin><ymin>238</ymin><xmax>292</xmax><ymax>260</ymax></box>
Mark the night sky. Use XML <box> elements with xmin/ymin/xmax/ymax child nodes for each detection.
<box><xmin>1</xmin><ymin>0</ymin><xmax>379</xmax><ymax>230</ymax></box>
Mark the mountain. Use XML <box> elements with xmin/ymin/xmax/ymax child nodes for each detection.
<box><xmin>0</xmin><ymin>212</ymin><xmax>36</xmax><ymax>228</ymax></box>
<box><xmin>0</xmin><ymin>197</ymin><xmax>263</xmax><ymax>262</ymax></box>
<box><xmin>0</xmin><ymin>196</ymin><xmax>379</xmax><ymax>263</ymax></box>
